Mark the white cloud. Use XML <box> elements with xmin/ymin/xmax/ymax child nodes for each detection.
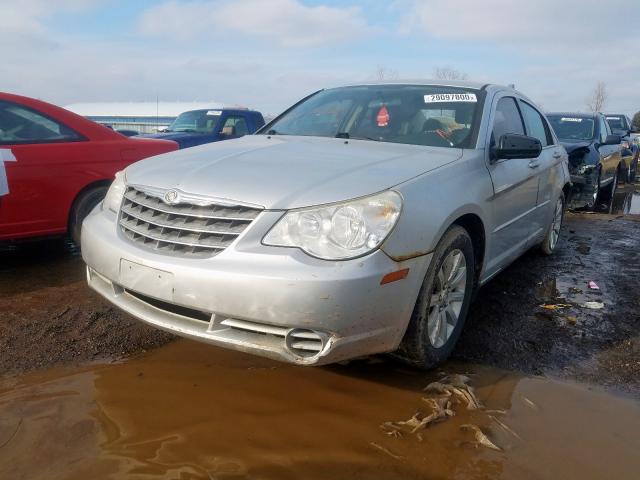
<box><xmin>403</xmin><ymin>0</ymin><xmax>638</xmax><ymax>51</ymax></box>
<box><xmin>138</xmin><ymin>0</ymin><xmax>374</xmax><ymax>47</ymax></box>
<box><xmin>0</xmin><ymin>0</ymin><xmax>101</xmax><ymax>32</ymax></box>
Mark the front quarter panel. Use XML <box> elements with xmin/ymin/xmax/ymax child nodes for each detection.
<box><xmin>381</xmin><ymin>149</ymin><xmax>492</xmax><ymax>269</ymax></box>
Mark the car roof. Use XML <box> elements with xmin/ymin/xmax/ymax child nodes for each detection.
<box><xmin>333</xmin><ymin>80</ymin><xmax>536</xmax><ymax>102</ymax></box>
<box><xmin>338</xmin><ymin>79</ymin><xmax>488</xmax><ymax>89</ymax></box>
<box><xmin>182</xmin><ymin>108</ymin><xmax>259</xmax><ymax>114</ymax></box>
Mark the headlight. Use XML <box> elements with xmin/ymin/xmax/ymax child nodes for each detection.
<box><xmin>578</xmin><ymin>165</ymin><xmax>595</xmax><ymax>175</ymax></box>
<box><xmin>263</xmin><ymin>191</ymin><xmax>402</xmax><ymax>260</ymax></box>
<box><xmin>102</xmin><ymin>171</ymin><xmax>126</xmax><ymax>213</ymax></box>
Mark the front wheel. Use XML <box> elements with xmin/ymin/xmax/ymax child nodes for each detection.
<box><xmin>396</xmin><ymin>226</ymin><xmax>475</xmax><ymax>369</ymax></box>
<box><xmin>69</xmin><ymin>186</ymin><xmax>108</xmax><ymax>247</ymax></box>
<box><xmin>540</xmin><ymin>194</ymin><xmax>564</xmax><ymax>255</ymax></box>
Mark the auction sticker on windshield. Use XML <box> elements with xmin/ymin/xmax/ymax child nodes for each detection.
<box><xmin>207</xmin><ymin>110</ymin><xmax>222</xmax><ymax>116</ymax></box>
<box><xmin>424</xmin><ymin>93</ymin><xmax>477</xmax><ymax>103</ymax></box>
<box><xmin>561</xmin><ymin>118</ymin><xmax>583</xmax><ymax>122</ymax></box>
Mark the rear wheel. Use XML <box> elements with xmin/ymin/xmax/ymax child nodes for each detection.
<box><xmin>396</xmin><ymin>226</ymin><xmax>475</xmax><ymax>369</ymax></box>
<box><xmin>541</xmin><ymin>194</ymin><xmax>564</xmax><ymax>255</ymax></box>
<box><xmin>69</xmin><ymin>186</ymin><xmax>108</xmax><ymax>247</ymax></box>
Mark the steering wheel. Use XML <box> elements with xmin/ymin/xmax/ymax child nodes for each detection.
<box><xmin>435</xmin><ymin>129</ymin><xmax>454</xmax><ymax>147</ymax></box>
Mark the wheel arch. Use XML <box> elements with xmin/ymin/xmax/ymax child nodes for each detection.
<box><xmin>67</xmin><ymin>179</ymin><xmax>112</xmax><ymax>233</ymax></box>
<box><xmin>451</xmin><ymin>213</ymin><xmax>486</xmax><ymax>284</ymax></box>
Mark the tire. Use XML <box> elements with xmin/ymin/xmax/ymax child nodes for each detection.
<box><xmin>69</xmin><ymin>186</ymin><xmax>108</xmax><ymax>247</ymax></box>
<box><xmin>601</xmin><ymin>167</ymin><xmax>619</xmax><ymax>205</ymax></box>
<box><xmin>396</xmin><ymin>225</ymin><xmax>475</xmax><ymax>369</ymax></box>
<box><xmin>540</xmin><ymin>194</ymin><xmax>564</xmax><ymax>255</ymax></box>
<box><xmin>589</xmin><ymin>167</ymin><xmax>601</xmax><ymax>210</ymax></box>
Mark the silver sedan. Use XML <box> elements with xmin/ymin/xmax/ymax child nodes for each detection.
<box><xmin>82</xmin><ymin>81</ymin><xmax>570</xmax><ymax>367</ymax></box>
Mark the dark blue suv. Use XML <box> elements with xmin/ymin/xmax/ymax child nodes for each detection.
<box><xmin>143</xmin><ymin>108</ymin><xmax>265</xmax><ymax>149</ymax></box>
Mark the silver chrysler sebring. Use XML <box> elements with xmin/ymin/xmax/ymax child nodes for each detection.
<box><xmin>82</xmin><ymin>81</ymin><xmax>570</xmax><ymax>367</ymax></box>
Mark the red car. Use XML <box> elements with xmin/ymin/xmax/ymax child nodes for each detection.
<box><xmin>0</xmin><ymin>92</ymin><xmax>178</xmax><ymax>244</ymax></box>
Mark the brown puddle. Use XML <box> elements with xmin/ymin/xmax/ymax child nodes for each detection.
<box><xmin>1</xmin><ymin>340</ymin><xmax>639</xmax><ymax>480</ymax></box>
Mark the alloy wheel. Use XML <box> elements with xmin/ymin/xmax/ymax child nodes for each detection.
<box><xmin>427</xmin><ymin>249</ymin><xmax>467</xmax><ymax>348</ymax></box>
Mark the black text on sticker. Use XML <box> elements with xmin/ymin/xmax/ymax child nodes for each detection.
<box><xmin>424</xmin><ymin>93</ymin><xmax>477</xmax><ymax>103</ymax></box>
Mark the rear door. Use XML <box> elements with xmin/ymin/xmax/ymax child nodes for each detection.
<box><xmin>517</xmin><ymin>100</ymin><xmax>566</xmax><ymax>242</ymax></box>
<box><xmin>484</xmin><ymin>96</ymin><xmax>539</xmax><ymax>274</ymax></box>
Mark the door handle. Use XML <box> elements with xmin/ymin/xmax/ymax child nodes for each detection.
<box><xmin>528</xmin><ymin>160</ymin><xmax>540</xmax><ymax>169</ymax></box>
<box><xmin>552</xmin><ymin>152</ymin><xmax>562</xmax><ymax>159</ymax></box>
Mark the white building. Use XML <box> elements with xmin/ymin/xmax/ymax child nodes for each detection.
<box><xmin>65</xmin><ymin>101</ymin><xmax>233</xmax><ymax>134</ymax></box>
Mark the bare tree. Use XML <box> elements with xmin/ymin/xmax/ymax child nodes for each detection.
<box><xmin>586</xmin><ymin>81</ymin><xmax>608</xmax><ymax>112</ymax></box>
<box><xmin>433</xmin><ymin>66</ymin><xmax>469</xmax><ymax>81</ymax></box>
<box><xmin>374</xmin><ymin>65</ymin><xmax>398</xmax><ymax>81</ymax></box>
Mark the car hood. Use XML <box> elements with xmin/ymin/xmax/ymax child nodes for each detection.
<box><xmin>125</xmin><ymin>135</ymin><xmax>462</xmax><ymax>209</ymax></box>
<box><xmin>139</xmin><ymin>131</ymin><xmax>212</xmax><ymax>149</ymax></box>
<box><xmin>141</xmin><ymin>132</ymin><xmax>200</xmax><ymax>141</ymax></box>
<box><xmin>560</xmin><ymin>140</ymin><xmax>592</xmax><ymax>155</ymax></box>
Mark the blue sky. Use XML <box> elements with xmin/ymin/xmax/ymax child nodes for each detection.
<box><xmin>2</xmin><ymin>0</ymin><xmax>639</xmax><ymax>117</ymax></box>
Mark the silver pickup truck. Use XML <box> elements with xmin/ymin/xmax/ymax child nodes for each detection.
<box><xmin>82</xmin><ymin>81</ymin><xmax>570</xmax><ymax>368</ymax></box>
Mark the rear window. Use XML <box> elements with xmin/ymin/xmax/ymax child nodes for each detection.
<box><xmin>547</xmin><ymin>115</ymin><xmax>595</xmax><ymax>141</ymax></box>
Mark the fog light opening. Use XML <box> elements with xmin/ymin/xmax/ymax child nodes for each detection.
<box><xmin>285</xmin><ymin>328</ymin><xmax>326</xmax><ymax>358</ymax></box>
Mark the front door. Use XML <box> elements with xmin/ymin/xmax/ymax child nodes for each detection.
<box><xmin>484</xmin><ymin>96</ymin><xmax>539</xmax><ymax>276</ymax></box>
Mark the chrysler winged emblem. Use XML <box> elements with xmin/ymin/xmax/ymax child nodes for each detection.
<box><xmin>164</xmin><ymin>189</ymin><xmax>179</xmax><ymax>205</ymax></box>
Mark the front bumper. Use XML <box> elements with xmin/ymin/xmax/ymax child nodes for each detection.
<box><xmin>568</xmin><ymin>168</ymin><xmax>598</xmax><ymax>208</ymax></box>
<box><xmin>81</xmin><ymin>208</ymin><xmax>429</xmax><ymax>365</ymax></box>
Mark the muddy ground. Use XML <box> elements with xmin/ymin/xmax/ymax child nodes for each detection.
<box><xmin>1</xmin><ymin>184</ymin><xmax>639</xmax><ymax>394</ymax></box>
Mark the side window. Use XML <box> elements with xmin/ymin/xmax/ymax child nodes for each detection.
<box><xmin>0</xmin><ymin>101</ymin><xmax>81</xmax><ymax>145</ymax></box>
<box><xmin>599</xmin><ymin>117</ymin><xmax>609</xmax><ymax>143</ymax></box>
<box><xmin>520</xmin><ymin>101</ymin><xmax>550</xmax><ymax>147</ymax></box>
<box><xmin>491</xmin><ymin>97</ymin><xmax>524</xmax><ymax>146</ymax></box>
<box><xmin>220</xmin><ymin>116</ymin><xmax>249</xmax><ymax>137</ymax></box>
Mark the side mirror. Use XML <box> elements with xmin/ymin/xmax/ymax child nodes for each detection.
<box><xmin>493</xmin><ymin>133</ymin><xmax>542</xmax><ymax>160</ymax></box>
<box><xmin>603</xmin><ymin>134</ymin><xmax>621</xmax><ymax>145</ymax></box>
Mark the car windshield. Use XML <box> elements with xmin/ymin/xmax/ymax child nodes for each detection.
<box><xmin>605</xmin><ymin>116</ymin><xmax>628</xmax><ymax>131</ymax></box>
<box><xmin>547</xmin><ymin>115</ymin><xmax>595</xmax><ymax>141</ymax></box>
<box><xmin>261</xmin><ymin>85</ymin><xmax>482</xmax><ymax>148</ymax></box>
<box><xmin>167</xmin><ymin>110</ymin><xmax>221</xmax><ymax>133</ymax></box>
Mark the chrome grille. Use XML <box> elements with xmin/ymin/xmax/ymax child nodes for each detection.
<box><xmin>119</xmin><ymin>186</ymin><xmax>262</xmax><ymax>257</ymax></box>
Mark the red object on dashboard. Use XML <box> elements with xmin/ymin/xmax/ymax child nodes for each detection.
<box><xmin>376</xmin><ymin>105</ymin><xmax>390</xmax><ymax>127</ymax></box>
<box><xmin>0</xmin><ymin>92</ymin><xmax>178</xmax><ymax>242</ymax></box>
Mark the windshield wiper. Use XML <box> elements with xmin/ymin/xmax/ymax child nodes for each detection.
<box><xmin>335</xmin><ymin>132</ymin><xmax>380</xmax><ymax>141</ymax></box>
<box><xmin>175</xmin><ymin>129</ymin><xmax>197</xmax><ymax>133</ymax></box>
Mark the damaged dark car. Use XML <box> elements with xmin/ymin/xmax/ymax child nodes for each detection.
<box><xmin>547</xmin><ymin>112</ymin><xmax>623</xmax><ymax>209</ymax></box>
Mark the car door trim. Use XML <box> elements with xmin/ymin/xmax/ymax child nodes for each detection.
<box><xmin>492</xmin><ymin>199</ymin><xmax>550</xmax><ymax>234</ymax></box>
